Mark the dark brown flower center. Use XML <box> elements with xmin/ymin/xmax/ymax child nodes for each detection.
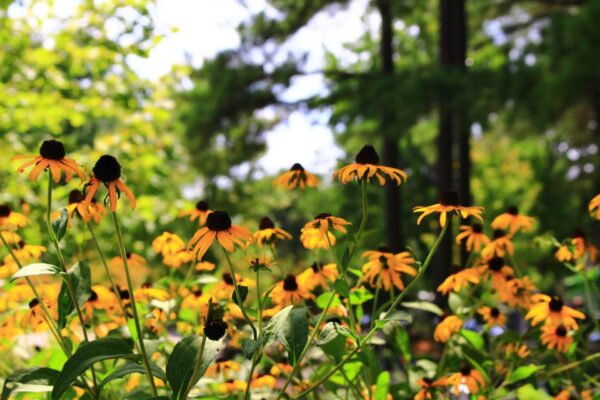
<box><xmin>193</xmin><ymin>288</ymin><xmax>203</xmax><ymax>297</ymax></box>
<box><xmin>507</xmin><ymin>205</ymin><xmax>519</xmax><ymax>215</ymax></box>
<box><xmin>283</xmin><ymin>274</ymin><xmax>298</xmax><ymax>291</ymax></box>
<box><xmin>195</xmin><ymin>200</ymin><xmax>209</xmax><ymax>211</ymax></box>
<box><xmin>222</xmin><ymin>273</ymin><xmax>234</xmax><ymax>285</ymax></box>
<box><xmin>379</xmin><ymin>255</ymin><xmax>390</xmax><ymax>269</ymax></box>
<box><xmin>493</xmin><ymin>229</ymin><xmax>506</xmax><ymax>239</ymax></box>
<box><xmin>206</xmin><ymin>211</ymin><xmax>232</xmax><ymax>231</ymax></box>
<box><xmin>472</xmin><ymin>223</ymin><xmax>483</xmax><ymax>234</ymax></box>
<box><xmin>88</xmin><ymin>290</ymin><xmax>99</xmax><ymax>302</ymax></box>
<box><xmin>314</xmin><ymin>213</ymin><xmax>332</xmax><ymax>220</ymax></box>
<box><xmin>460</xmin><ymin>366</ymin><xmax>472</xmax><ymax>376</ymax></box>
<box><xmin>290</xmin><ymin>163</ymin><xmax>304</xmax><ymax>171</ymax></box>
<box><xmin>29</xmin><ymin>298</ymin><xmax>40</xmax><ymax>309</ymax></box>
<box><xmin>311</xmin><ymin>262</ymin><xmax>322</xmax><ymax>273</ymax></box>
<box><xmin>93</xmin><ymin>155</ymin><xmax>121</xmax><ymax>183</ymax></box>
<box><xmin>439</xmin><ymin>191</ymin><xmax>460</xmax><ymax>206</ymax></box>
<box><xmin>549</xmin><ymin>296</ymin><xmax>564</xmax><ymax>312</ymax></box>
<box><xmin>17</xmin><ymin>240</ymin><xmax>25</xmax><ymax>249</ymax></box>
<box><xmin>422</xmin><ymin>377</ymin><xmax>433</xmax><ymax>385</ymax></box>
<box><xmin>204</xmin><ymin>319</ymin><xmax>228</xmax><ymax>341</ymax></box>
<box><xmin>377</xmin><ymin>246</ymin><xmax>391</xmax><ymax>253</ymax></box>
<box><xmin>556</xmin><ymin>325</ymin><xmax>567</xmax><ymax>337</ymax></box>
<box><xmin>571</xmin><ymin>228</ymin><xmax>585</xmax><ymax>240</ymax></box>
<box><xmin>327</xmin><ymin>317</ymin><xmax>342</xmax><ymax>325</ymax></box>
<box><xmin>488</xmin><ymin>257</ymin><xmax>504</xmax><ymax>271</ymax></box>
<box><xmin>68</xmin><ymin>189</ymin><xmax>84</xmax><ymax>204</ymax></box>
<box><xmin>0</xmin><ymin>205</ymin><xmax>11</xmax><ymax>217</ymax></box>
<box><xmin>118</xmin><ymin>288</ymin><xmax>130</xmax><ymax>300</ymax></box>
<box><xmin>355</xmin><ymin>145</ymin><xmax>380</xmax><ymax>165</ymax></box>
<box><xmin>490</xmin><ymin>307</ymin><xmax>500</xmax><ymax>317</ymax></box>
<box><xmin>39</xmin><ymin>139</ymin><xmax>66</xmax><ymax>160</ymax></box>
<box><xmin>141</xmin><ymin>282</ymin><xmax>152</xmax><ymax>289</ymax></box>
<box><xmin>259</xmin><ymin>217</ymin><xmax>275</xmax><ymax>230</ymax></box>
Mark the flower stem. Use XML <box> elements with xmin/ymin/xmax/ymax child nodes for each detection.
<box><xmin>222</xmin><ymin>248</ymin><xmax>258</xmax><ymax>339</ymax></box>
<box><xmin>181</xmin><ymin>333</ymin><xmax>207</xmax><ymax>400</ymax></box>
<box><xmin>293</xmin><ymin>222</ymin><xmax>450</xmax><ymax>399</ymax></box>
<box><xmin>111</xmin><ymin>211</ymin><xmax>158</xmax><ymax>396</ymax></box>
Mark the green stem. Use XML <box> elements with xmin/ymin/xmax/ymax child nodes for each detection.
<box><xmin>581</xmin><ymin>273</ymin><xmax>600</xmax><ymax>332</ymax></box>
<box><xmin>181</xmin><ymin>333</ymin><xmax>207</xmax><ymax>400</ymax></box>
<box><xmin>369</xmin><ymin>278</ymin><xmax>381</xmax><ymax>331</ymax></box>
<box><xmin>256</xmin><ymin>269</ymin><xmax>263</xmax><ymax>335</ymax></box>
<box><xmin>293</xmin><ymin>222</ymin><xmax>450</xmax><ymax>399</ymax></box>
<box><xmin>244</xmin><ymin>354</ymin><xmax>259</xmax><ymax>400</ymax></box>
<box><xmin>545</xmin><ymin>352</ymin><xmax>600</xmax><ymax>376</ymax></box>
<box><xmin>111</xmin><ymin>211</ymin><xmax>158</xmax><ymax>396</ymax></box>
<box><xmin>222</xmin><ymin>248</ymin><xmax>258</xmax><ymax>340</ymax></box>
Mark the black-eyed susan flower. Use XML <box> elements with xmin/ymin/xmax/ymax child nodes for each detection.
<box><xmin>205</xmin><ymin>358</ymin><xmax>241</xmax><ymax>379</ymax></box>
<box><xmin>540</xmin><ymin>323</ymin><xmax>573</xmax><ymax>352</ymax></box>
<box><xmin>84</xmin><ymin>286</ymin><xmax>120</xmax><ymax>316</ymax></box>
<box><xmin>13</xmin><ymin>139</ymin><xmax>86</xmax><ymax>182</ymax></box>
<box><xmin>526</xmin><ymin>295</ymin><xmax>585</xmax><ymax>329</ymax></box>
<box><xmin>505</xmin><ymin>343</ymin><xmax>531</xmax><ymax>358</ymax></box>
<box><xmin>162</xmin><ymin>250</ymin><xmax>193</xmax><ymax>269</ymax></box>
<box><xmin>455</xmin><ymin>224</ymin><xmax>490</xmax><ymax>252</ymax></box>
<box><xmin>110</xmin><ymin>252</ymin><xmax>147</xmax><ymax>270</ymax></box>
<box><xmin>55</xmin><ymin>189</ymin><xmax>107</xmax><ymax>224</ymax></box>
<box><xmin>253</xmin><ymin>217</ymin><xmax>292</xmax><ymax>247</ymax></box>
<box><xmin>152</xmin><ymin>232</ymin><xmax>186</xmax><ymax>257</ymax></box>
<box><xmin>273</xmin><ymin>163</ymin><xmax>319</xmax><ymax>189</ymax></box>
<box><xmin>434</xmin><ymin>315</ymin><xmax>463</xmax><ymax>342</ymax></box>
<box><xmin>446</xmin><ymin>367</ymin><xmax>486</xmax><ymax>396</ymax></box>
<box><xmin>414</xmin><ymin>377</ymin><xmax>447</xmax><ymax>400</ymax></box>
<box><xmin>188</xmin><ymin>211</ymin><xmax>252</xmax><ymax>261</ymax></box>
<box><xmin>361</xmin><ymin>385</ymin><xmax>393</xmax><ymax>400</ymax></box>
<box><xmin>209</xmin><ymin>273</ymin><xmax>255</xmax><ymax>301</ymax></box>
<box><xmin>554</xmin><ymin>388</ymin><xmax>593</xmax><ymax>400</ymax></box>
<box><xmin>300</xmin><ymin>213</ymin><xmax>351</xmax><ymax>249</ymax></box>
<box><xmin>248</xmin><ymin>255</ymin><xmax>272</xmax><ymax>273</ymax></box>
<box><xmin>0</xmin><ymin>204</ymin><xmax>28</xmax><ymax>230</ymax></box>
<box><xmin>437</xmin><ymin>267</ymin><xmax>482</xmax><ymax>295</ymax></box>
<box><xmin>0</xmin><ymin>230</ymin><xmax>21</xmax><ymax>245</ymax></box>
<box><xmin>478</xmin><ymin>306</ymin><xmax>506</xmax><ymax>327</ymax></box>
<box><xmin>413</xmin><ymin>191</ymin><xmax>483</xmax><ymax>227</ymax></box>
<box><xmin>555</xmin><ymin>243</ymin><xmax>574</xmax><ymax>262</ymax></box>
<box><xmin>361</xmin><ymin>247</ymin><xmax>416</xmax><ymax>291</ymax></box>
<box><xmin>269</xmin><ymin>274</ymin><xmax>314</xmax><ymax>306</ymax></box>
<box><xmin>21</xmin><ymin>297</ymin><xmax>58</xmax><ymax>331</ymax></box>
<box><xmin>499</xmin><ymin>275</ymin><xmax>536</xmax><ymax>309</ymax></box>
<box><xmin>82</xmin><ymin>155</ymin><xmax>135</xmax><ymax>212</ymax></box>
<box><xmin>195</xmin><ymin>261</ymin><xmax>216</xmax><ymax>272</ymax></box>
<box><xmin>333</xmin><ymin>145</ymin><xmax>408</xmax><ymax>186</ymax></box>
<box><xmin>481</xmin><ymin>230</ymin><xmax>514</xmax><ymax>258</ymax></box>
<box><xmin>179</xmin><ymin>200</ymin><xmax>212</xmax><ymax>226</ymax></box>
<box><xmin>492</xmin><ymin>206</ymin><xmax>534</xmax><ymax>234</ymax></box>
<box><xmin>298</xmin><ymin>262</ymin><xmax>338</xmax><ymax>290</ymax></box>
<box><xmin>11</xmin><ymin>241</ymin><xmax>46</xmax><ymax>263</ymax></box>
<box><xmin>181</xmin><ymin>288</ymin><xmax>210</xmax><ymax>316</ymax></box>
<box><xmin>588</xmin><ymin>193</ymin><xmax>600</xmax><ymax>220</ymax></box>
<box><xmin>250</xmin><ymin>374</ymin><xmax>277</xmax><ymax>389</ymax></box>
<box><xmin>482</xmin><ymin>257</ymin><xmax>514</xmax><ymax>290</ymax></box>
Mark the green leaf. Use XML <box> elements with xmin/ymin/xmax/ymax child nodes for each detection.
<box><xmin>264</xmin><ymin>305</ymin><xmax>293</xmax><ymax>345</ymax></box>
<box><xmin>51</xmin><ymin>208</ymin><xmax>69</xmax><ymax>242</ymax></box>
<box><xmin>401</xmin><ymin>301</ymin><xmax>444</xmax><ymax>316</ymax></box>
<box><xmin>52</xmin><ymin>338</ymin><xmax>136</xmax><ymax>400</ymax></box>
<box><xmin>315</xmin><ymin>293</ymin><xmax>341</xmax><ymax>309</ymax></box>
<box><xmin>166</xmin><ymin>335</ymin><xmax>223</xmax><ymax>399</ymax></box>
<box><xmin>374</xmin><ymin>371</ymin><xmax>390</xmax><ymax>400</ymax></box>
<box><xmin>231</xmin><ymin>285</ymin><xmax>248</xmax><ymax>306</ymax></box>
<box><xmin>2</xmin><ymin>368</ymin><xmax>59</xmax><ymax>400</ymax></box>
<box><xmin>341</xmin><ymin>248</ymin><xmax>350</xmax><ymax>269</ymax></box>
<box><xmin>516</xmin><ymin>384</ymin><xmax>553</xmax><ymax>400</ymax></box>
<box><xmin>505</xmin><ymin>364</ymin><xmax>544</xmax><ymax>385</ymax></box>
<box><xmin>10</xmin><ymin>263</ymin><xmax>62</xmax><ymax>281</ymax></box>
<box><xmin>98</xmin><ymin>362</ymin><xmax>166</xmax><ymax>393</ymax></box>
<box><xmin>349</xmin><ymin>287</ymin><xmax>373</xmax><ymax>305</ymax></box>
<box><xmin>282</xmin><ymin>307</ymin><xmax>309</xmax><ymax>366</ymax></box>
<box><xmin>240</xmin><ymin>336</ymin><xmax>267</xmax><ymax>360</ymax></box>
<box><xmin>460</xmin><ymin>330</ymin><xmax>485</xmax><ymax>351</ymax></box>
<box><xmin>333</xmin><ymin>279</ymin><xmax>350</xmax><ymax>298</ymax></box>
<box><xmin>317</xmin><ymin>323</ymin><xmax>347</xmax><ymax>362</ymax></box>
<box><xmin>57</xmin><ymin>261</ymin><xmax>92</xmax><ymax>330</ymax></box>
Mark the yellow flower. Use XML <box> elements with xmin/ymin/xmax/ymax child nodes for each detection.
<box><xmin>589</xmin><ymin>193</ymin><xmax>600</xmax><ymax>220</ymax></box>
<box><xmin>446</xmin><ymin>367</ymin><xmax>486</xmax><ymax>396</ymax></box>
<box><xmin>179</xmin><ymin>200</ymin><xmax>212</xmax><ymax>226</ymax></box>
<box><xmin>540</xmin><ymin>323</ymin><xmax>573</xmax><ymax>353</ymax></box>
<box><xmin>10</xmin><ymin>242</ymin><xmax>46</xmax><ymax>264</ymax></box>
<box><xmin>162</xmin><ymin>250</ymin><xmax>193</xmax><ymax>269</ymax></box>
<box><xmin>300</xmin><ymin>213</ymin><xmax>351</xmax><ymax>249</ymax></box>
<box><xmin>152</xmin><ymin>232</ymin><xmax>186</xmax><ymax>257</ymax></box>
<box><xmin>269</xmin><ymin>274</ymin><xmax>314</xmax><ymax>306</ymax></box>
<box><xmin>188</xmin><ymin>211</ymin><xmax>252</xmax><ymax>260</ymax></box>
<box><xmin>505</xmin><ymin>343</ymin><xmax>530</xmax><ymax>358</ymax></box>
<box><xmin>333</xmin><ymin>145</ymin><xmax>407</xmax><ymax>186</ymax></box>
<box><xmin>481</xmin><ymin>230</ymin><xmax>514</xmax><ymax>258</ymax></box>
<box><xmin>0</xmin><ymin>204</ymin><xmax>28</xmax><ymax>230</ymax></box>
<box><xmin>21</xmin><ymin>297</ymin><xmax>58</xmax><ymax>331</ymax></box>
<box><xmin>55</xmin><ymin>189</ymin><xmax>107</xmax><ymax>224</ymax></box>
<box><xmin>273</xmin><ymin>163</ymin><xmax>319</xmax><ymax>189</ymax></box>
<box><xmin>525</xmin><ymin>294</ymin><xmax>585</xmax><ymax>329</ymax></box>
<box><xmin>455</xmin><ymin>224</ymin><xmax>490</xmax><ymax>252</ymax></box>
<box><xmin>0</xmin><ymin>231</ymin><xmax>21</xmax><ymax>245</ymax></box>
<box><xmin>209</xmin><ymin>273</ymin><xmax>255</xmax><ymax>301</ymax></box>
<box><xmin>555</xmin><ymin>244</ymin><xmax>574</xmax><ymax>262</ymax></box>
<box><xmin>361</xmin><ymin>248</ymin><xmax>417</xmax><ymax>291</ymax></box>
<box><xmin>82</xmin><ymin>155</ymin><xmax>135</xmax><ymax>212</ymax></box>
<box><xmin>205</xmin><ymin>359</ymin><xmax>241</xmax><ymax>378</ymax></box>
<box><xmin>413</xmin><ymin>191</ymin><xmax>483</xmax><ymax>227</ymax></box>
<box><xmin>13</xmin><ymin>139</ymin><xmax>86</xmax><ymax>182</ymax></box>
<box><xmin>413</xmin><ymin>377</ymin><xmax>446</xmax><ymax>400</ymax></box>
<box><xmin>434</xmin><ymin>315</ymin><xmax>463</xmax><ymax>342</ymax></box>
<box><xmin>481</xmin><ymin>257</ymin><xmax>514</xmax><ymax>291</ymax></box>
<box><xmin>253</xmin><ymin>217</ymin><xmax>292</xmax><ymax>247</ymax></box>
<box><xmin>437</xmin><ymin>267</ymin><xmax>482</xmax><ymax>295</ymax></box>
<box><xmin>195</xmin><ymin>261</ymin><xmax>216</xmax><ymax>272</ymax></box>
<box><xmin>298</xmin><ymin>262</ymin><xmax>338</xmax><ymax>290</ymax></box>
<box><xmin>491</xmin><ymin>206</ymin><xmax>534</xmax><ymax>234</ymax></box>
<box><xmin>478</xmin><ymin>306</ymin><xmax>506</xmax><ymax>327</ymax></box>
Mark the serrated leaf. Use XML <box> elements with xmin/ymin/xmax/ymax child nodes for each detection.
<box><xmin>51</xmin><ymin>208</ymin><xmax>69</xmax><ymax>242</ymax></box>
<box><xmin>401</xmin><ymin>301</ymin><xmax>444</xmax><ymax>316</ymax></box>
<box><xmin>231</xmin><ymin>285</ymin><xmax>248</xmax><ymax>306</ymax></box>
<box><xmin>333</xmin><ymin>279</ymin><xmax>350</xmax><ymax>298</ymax></box>
<box><xmin>52</xmin><ymin>338</ymin><xmax>136</xmax><ymax>400</ymax></box>
<box><xmin>2</xmin><ymin>368</ymin><xmax>59</xmax><ymax>400</ymax></box>
<box><xmin>460</xmin><ymin>330</ymin><xmax>485</xmax><ymax>351</ymax></box>
<box><xmin>10</xmin><ymin>263</ymin><xmax>62</xmax><ymax>281</ymax></box>
<box><xmin>166</xmin><ymin>335</ymin><xmax>223</xmax><ymax>399</ymax></box>
<box><xmin>98</xmin><ymin>362</ymin><xmax>166</xmax><ymax>393</ymax></box>
<box><xmin>506</xmin><ymin>364</ymin><xmax>543</xmax><ymax>385</ymax></box>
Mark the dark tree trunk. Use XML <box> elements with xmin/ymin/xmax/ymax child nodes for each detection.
<box><xmin>377</xmin><ymin>0</ymin><xmax>403</xmax><ymax>251</ymax></box>
<box><xmin>436</xmin><ymin>0</ymin><xmax>468</xmax><ymax>281</ymax></box>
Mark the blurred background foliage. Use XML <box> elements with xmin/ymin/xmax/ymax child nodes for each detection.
<box><xmin>0</xmin><ymin>0</ymin><xmax>598</xmax><ymax>287</ymax></box>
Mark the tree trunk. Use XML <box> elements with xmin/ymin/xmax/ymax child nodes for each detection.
<box><xmin>377</xmin><ymin>0</ymin><xmax>403</xmax><ymax>251</ymax></box>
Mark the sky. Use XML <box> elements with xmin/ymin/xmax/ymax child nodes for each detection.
<box><xmin>130</xmin><ymin>0</ymin><xmax>377</xmax><ymax>175</ymax></box>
